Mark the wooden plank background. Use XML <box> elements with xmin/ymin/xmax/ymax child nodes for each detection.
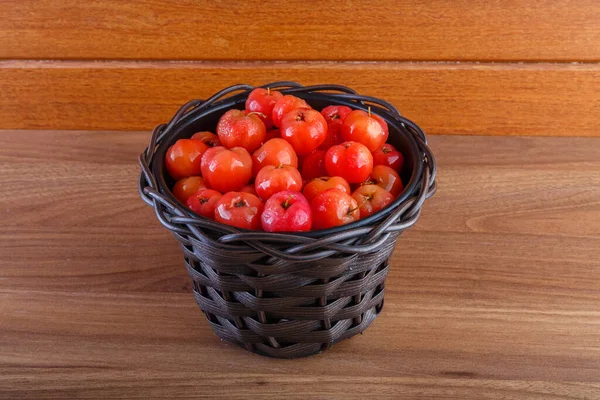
<box><xmin>0</xmin><ymin>1</ymin><xmax>599</xmax><ymax>131</ymax></box>
<box><xmin>2</xmin><ymin>131</ymin><xmax>600</xmax><ymax>398</ymax></box>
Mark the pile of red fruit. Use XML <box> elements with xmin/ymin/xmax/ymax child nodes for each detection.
<box><xmin>165</xmin><ymin>88</ymin><xmax>405</xmax><ymax>232</ymax></box>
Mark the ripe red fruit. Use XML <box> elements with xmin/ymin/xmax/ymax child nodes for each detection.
<box><xmin>311</xmin><ymin>189</ymin><xmax>360</xmax><ymax>230</ymax></box>
<box><xmin>261</xmin><ymin>190</ymin><xmax>312</xmax><ymax>232</ymax></box>
<box><xmin>319</xmin><ymin>119</ymin><xmax>344</xmax><ymax>150</ymax></box>
<box><xmin>251</xmin><ymin>138</ymin><xmax>298</xmax><ymax>176</ymax></box>
<box><xmin>186</xmin><ymin>189</ymin><xmax>222</xmax><ymax>219</ymax></box>
<box><xmin>245</xmin><ymin>88</ymin><xmax>284</xmax><ymax>129</ymax></box>
<box><xmin>271</xmin><ymin>95</ymin><xmax>310</xmax><ymax>128</ymax></box>
<box><xmin>351</xmin><ymin>185</ymin><xmax>394</xmax><ymax>218</ymax></box>
<box><xmin>214</xmin><ymin>192</ymin><xmax>264</xmax><ymax>230</ymax></box>
<box><xmin>200</xmin><ymin>146</ymin><xmax>252</xmax><ymax>193</ymax></box>
<box><xmin>172</xmin><ymin>176</ymin><xmax>207</xmax><ymax>204</ymax></box>
<box><xmin>265</xmin><ymin>129</ymin><xmax>280</xmax><ymax>141</ymax></box>
<box><xmin>191</xmin><ymin>131</ymin><xmax>221</xmax><ymax>147</ymax></box>
<box><xmin>325</xmin><ymin>141</ymin><xmax>373</xmax><ymax>184</ymax></box>
<box><xmin>370</xmin><ymin>165</ymin><xmax>404</xmax><ymax>197</ymax></box>
<box><xmin>303</xmin><ymin>176</ymin><xmax>351</xmax><ymax>203</ymax></box>
<box><xmin>240</xmin><ymin>184</ymin><xmax>258</xmax><ymax>197</ymax></box>
<box><xmin>321</xmin><ymin>105</ymin><xmax>352</xmax><ymax>124</ymax></box>
<box><xmin>255</xmin><ymin>164</ymin><xmax>303</xmax><ymax>201</ymax></box>
<box><xmin>165</xmin><ymin>139</ymin><xmax>209</xmax><ymax>180</ymax></box>
<box><xmin>216</xmin><ymin>109</ymin><xmax>266</xmax><ymax>153</ymax></box>
<box><xmin>372</xmin><ymin>143</ymin><xmax>404</xmax><ymax>172</ymax></box>
<box><xmin>280</xmin><ymin>108</ymin><xmax>328</xmax><ymax>156</ymax></box>
<box><xmin>301</xmin><ymin>150</ymin><xmax>328</xmax><ymax>181</ymax></box>
<box><xmin>341</xmin><ymin>109</ymin><xmax>389</xmax><ymax>151</ymax></box>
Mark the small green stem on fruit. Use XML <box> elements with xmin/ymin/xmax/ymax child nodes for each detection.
<box><xmin>281</xmin><ymin>195</ymin><xmax>294</xmax><ymax>210</ymax></box>
<box><xmin>199</xmin><ymin>197</ymin><xmax>209</xmax><ymax>204</ymax></box>
<box><xmin>234</xmin><ymin>200</ymin><xmax>246</xmax><ymax>208</ymax></box>
<box><xmin>247</xmin><ymin>111</ymin><xmax>267</xmax><ymax>119</ymax></box>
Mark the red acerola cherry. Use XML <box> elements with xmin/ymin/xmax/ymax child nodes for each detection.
<box><xmin>301</xmin><ymin>149</ymin><xmax>328</xmax><ymax>181</ymax></box>
<box><xmin>303</xmin><ymin>176</ymin><xmax>351</xmax><ymax>203</ymax></box>
<box><xmin>325</xmin><ymin>141</ymin><xmax>373</xmax><ymax>184</ymax></box>
<box><xmin>216</xmin><ymin>109</ymin><xmax>266</xmax><ymax>153</ymax></box>
<box><xmin>321</xmin><ymin>105</ymin><xmax>352</xmax><ymax>124</ymax></box>
<box><xmin>271</xmin><ymin>95</ymin><xmax>310</xmax><ymax>128</ymax></box>
<box><xmin>251</xmin><ymin>138</ymin><xmax>298</xmax><ymax>176</ymax></box>
<box><xmin>255</xmin><ymin>164</ymin><xmax>303</xmax><ymax>201</ymax></box>
<box><xmin>186</xmin><ymin>189</ymin><xmax>222</xmax><ymax>219</ymax></box>
<box><xmin>191</xmin><ymin>131</ymin><xmax>221</xmax><ymax>147</ymax></box>
<box><xmin>372</xmin><ymin>143</ymin><xmax>404</xmax><ymax>172</ymax></box>
<box><xmin>172</xmin><ymin>176</ymin><xmax>207</xmax><ymax>204</ymax></box>
<box><xmin>200</xmin><ymin>146</ymin><xmax>252</xmax><ymax>193</ymax></box>
<box><xmin>165</xmin><ymin>139</ymin><xmax>209</xmax><ymax>180</ymax></box>
<box><xmin>369</xmin><ymin>165</ymin><xmax>404</xmax><ymax>197</ymax></box>
<box><xmin>280</xmin><ymin>108</ymin><xmax>328</xmax><ymax>156</ymax></box>
<box><xmin>319</xmin><ymin>119</ymin><xmax>344</xmax><ymax>150</ymax></box>
<box><xmin>214</xmin><ymin>192</ymin><xmax>264</xmax><ymax>230</ymax></box>
<box><xmin>341</xmin><ymin>109</ymin><xmax>389</xmax><ymax>151</ymax></box>
<box><xmin>351</xmin><ymin>185</ymin><xmax>394</xmax><ymax>218</ymax></box>
<box><xmin>311</xmin><ymin>189</ymin><xmax>360</xmax><ymax>230</ymax></box>
<box><xmin>261</xmin><ymin>190</ymin><xmax>312</xmax><ymax>232</ymax></box>
<box><xmin>245</xmin><ymin>87</ymin><xmax>284</xmax><ymax>129</ymax></box>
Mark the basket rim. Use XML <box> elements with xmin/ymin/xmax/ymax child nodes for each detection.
<box><xmin>149</xmin><ymin>86</ymin><xmax>424</xmax><ymax>238</ymax></box>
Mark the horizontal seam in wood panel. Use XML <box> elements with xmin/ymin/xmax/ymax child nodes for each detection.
<box><xmin>1</xmin><ymin>60</ymin><xmax>600</xmax><ymax>71</ymax></box>
<box><xmin>1</xmin><ymin>57</ymin><xmax>600</xmax><ymax>64</ymax></box>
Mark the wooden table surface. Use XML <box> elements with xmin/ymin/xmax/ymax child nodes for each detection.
<box><xmin>1</xmin><ymin>131</ymin><xmax>600</xmax><ymax>399</ymax></box>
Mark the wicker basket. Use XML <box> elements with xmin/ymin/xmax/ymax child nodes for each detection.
<box><xmin>138</xmin><ymin>82</ymin><xmax>437</xmax><ymax>358</ymax></box>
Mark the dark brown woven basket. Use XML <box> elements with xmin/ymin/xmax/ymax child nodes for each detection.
<box><xmin>138</xmin><ymin>82</ymin><xmax>437</xmax><ymax>358</ymax></box>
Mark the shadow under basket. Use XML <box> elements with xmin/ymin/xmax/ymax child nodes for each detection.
<box><xmin>138</xmin><ymin>82</ymin><xmax>437</xmax><ymax>358</ymax></box>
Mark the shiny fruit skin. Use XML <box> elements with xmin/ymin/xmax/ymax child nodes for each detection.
<box><xmin>200</xmin><ymin>146</ymin><xmax>252</xmax><ymax>193</ymax></box>
<box><xmin>370</xmin><ymin>165</ymin><xmax>404</xmax><ymax>197</ymax></box>
<box><xmin>172</xmin><ymin>176</ymin><xmax>207</xmax><ymax>204</ymax></box>
<box><xmin>319</xmin><ymin>119</ymin><xmax>344</xmax><ymax>150</ymax></box>
<box><xmin>240</xmin><ymin>184</ymin><xmax>258</xmax><ymax>197</ymax></box>
<box><xmin>251</xmin><ymin>138</ymin><xmax>298</xmax><ymax>176</ymax></box>
<box><xmin>325</xmin><ymin>141</ymin><xmax>373</xmax><ymax>183</ymax></box>
<box><xmin>191</xmin><ymin>131</ymin><xmax>221</xmax><ymax>147</ymax></box>
<box><xmin>254</xmin><ymin>164</ymin><xmax>303</xmax><ymax>201</ymax></box>
<box><xmin>186</xmin><ymin>189</ymin><xmax>222</xmax><ymax>219</ymax></box>
<box><xmin>265</xmin><ymin>129</ymin><xmax>280</xmax><ymax>141</ymax></box>
<box><xmin>271</xmin><ymin>95</ymin><xmax>310</xmax><ymax>128</ymax></box>
<box><xmin>280</xmin><ymin>108</ymin><xmax>328</xmax><ymax>156</ymax></box>
<box><xmin>245</xmin><ymin>88</ymin><xmax>283</xmax><ymax>129</ymax></box>
<box><xmin>214</xmin><ymin>192</ymin><xmax>264</xmax><ymax>230</ymax></box>
<box><xmin>303</xmin><ymin>176</ymin><xmax>351</xmax><ymax>203</ymax></box>
<box><xmin>351</xmin><ymin>184</ymin><xmax>394</xmax><ymax>218</ymax></box>
<box><xmin>301</xmin><ymin>150</ymin><xmax>328</xmax><ymax>181</ymax></box>
<box><xmin>341</xmin><ymin>110</ymin><xmax>389</xmax><ymax>151</ymax></box>
<box><xmin>372</xmin><ymin>143</ymin><xmax>404</xmax><ymax>172</ymax></box>
<box><xmin>311</xmin><ymin>189</ymin><xmax>360</xmax><ymax>230</ymax></box>
<box><xmin>216</xmin><ymin>109</ymin><xmax>266</xmax><ymax>153</ymax></box>
<box><xmin>321</xmin><ymin>105</ymin><xmax>352</xmax><ymax>124</ymax></box>
<box><xmin>165</xmin><ymin>139</ymin><xmax>209</xmax><ymax>180</ymax></box>
<box><xmin>261</xmin><ymin>190</ymin><xmax>312</xmax><ymax>232</ymax></box>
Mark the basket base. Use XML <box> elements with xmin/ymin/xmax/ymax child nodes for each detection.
<box><xmin>202</xmin><ymin>295</ymin><xmax>385</xmax><ymax>359</ymax></box>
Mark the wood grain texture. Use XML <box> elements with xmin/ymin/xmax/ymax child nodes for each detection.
<box><xmin>1</xmin><ymin>61</ymin><xmax>599</xmax><ymax>135</ymax></box>
<box><xmin>1</xmin><ymin>0</ymin><xmax>599</xmax><ymax>62</ymax></box>
<box><xmin>2</xmin><ymin>130</ymin><xmax>600</xmax><ymax>399</ymax></box>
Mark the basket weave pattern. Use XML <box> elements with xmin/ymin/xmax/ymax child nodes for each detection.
<box><xmin>138</xmin><ymin>82</ymin><xmax>437</xmax><ymax>358</ymax></box>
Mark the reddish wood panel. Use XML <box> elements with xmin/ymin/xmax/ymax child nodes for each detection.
<box><xmin>1</xmin><ymin>131</ymin><xmax>600</xmax><ymax>398</ymax></box>
<box><xmin>0</xmin><ymin>0</ymin><xmax>599</xmax><ymax>62</ymax></box>
<box><xmin>0</xmin><ymin>61</ymin><xmax>599</xmax><ymax>135</ymax></box>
